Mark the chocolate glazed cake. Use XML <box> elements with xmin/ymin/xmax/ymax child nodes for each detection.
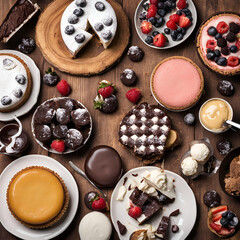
<box><xmin>0</xmin><ymin>0</ymin><xmax>40</xmax><ymax>43</ymax></box>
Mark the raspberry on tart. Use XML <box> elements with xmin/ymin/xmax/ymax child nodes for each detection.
<box><xmin>197</xmin><ymin>13</ymin><xmax>240</xmax><ymax>76</ymax></box>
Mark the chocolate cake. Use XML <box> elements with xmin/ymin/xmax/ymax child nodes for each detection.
<box><xmin>155</xmin><ymin>216</ymin><xmax>170</xmax><ymax>239</ymax></box>
<box><xmin>119</xmin><ymin>103</ymin><xmax>171</xmax><ymax>163</ymax></box>
<box><xmin>0</xmin><ymin>0</ymin><xmax>40</xmax><ymax>43</ymax></box>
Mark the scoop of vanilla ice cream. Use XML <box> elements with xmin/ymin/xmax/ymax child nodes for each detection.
<box><xmin>190</xmin><ymin>143</ymin><xmax>210</xmax><ymax>162</ymax></box>
<box><xmin>181</xmin><ymin>157</ymin><xmax>198</xmax><ymax>176</ymax></box>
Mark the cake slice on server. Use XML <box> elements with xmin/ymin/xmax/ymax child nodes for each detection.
<box><xmin>60</xmin><ymin>0</ymin><xmax>117</xmax><ymax>58</ymax></box>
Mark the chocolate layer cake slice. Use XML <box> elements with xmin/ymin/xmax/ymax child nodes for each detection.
<box><xmin>155</xmin><ymin>216</ymin><xmax>170</xmax><ymax>239</ymax></box>
<box><xmin>0</xmin><ymin>0</ymin><xmax>40</xmax><ymax>43</ymax></box>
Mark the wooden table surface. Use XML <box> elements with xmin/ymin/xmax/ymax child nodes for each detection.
<box><xmin>1</xmin><ymin>0</ymin><xmax>240</xmax><ymax>239</ymax></box>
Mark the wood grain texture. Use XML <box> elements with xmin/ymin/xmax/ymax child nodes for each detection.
<box><xmin>35</xmin><ymin>0</ymin><xmax>130</xmax><ymax>75</ymax></box>
<box><xmin>0</xmin><ymin>0</ymin><xmax>240</xmax><ymax>239</ymax></box>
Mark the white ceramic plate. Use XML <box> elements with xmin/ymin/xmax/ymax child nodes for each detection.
<box><xmin>110</xmin><ymin>166</ymin><xmax>197</xmax><ymax>240</ymax></box>
<box><xmin>0</xmin><ymin>50</ymin><xmax>41</xmax><ymax>122</ymax></box>
<box><xmin>0</xmin><ymin>154</ymin><xmax>79</xmax><ymax>240</ymax></box>
<box><xmin>134</xmin><ymin>0</ymin><xmax>197</xmax><ymax>49</ymax></box>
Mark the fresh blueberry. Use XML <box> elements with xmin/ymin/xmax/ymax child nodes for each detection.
<box><xmin>157</xmin><ymin>9</ymin><xmax>166</xmax><ymax>17</ymax></box>
<box><xmin>222</xmin><ymin>211</ymin><xmax>228</xmax><ymax>218</ymax></box>
<box><xmin>214</xmin><ymin>50</ymin><xmax>221</xmax><ymax>57</ymax></box>
<box><xmin>207</xmin><ymin>48</ymin><xmax>213</xmax><ymax>53</ymax></box>
<box><xmin>164</xmin><ymin>28</ymin><xmax>170</xmax><ymax>34</ymax></box>
<box><xmin>145</xmin><ymin>36</ymin><xmax>153</xmax><ymax>44</ymax></box>
<box><xmin>68</xmin><ymin>14</ymin><xmax>79</xmax><ymax>24</ymax></box>
<box><xmin>165</xmin><ymin>0</ymin><xmax>172</xmax><ymax>8</ymax></box>
<box><xmin>176</xmin><ymin>33</ymin><xmax>183</xmax><ymax>41</ymax></box>
<box><xmin>95</xmin><ymin>1</ymin><xmax>105</xmax><ymax>11</ymax></box>
<box><xmin>181</xmin><ymin>28</ymin><xmax>186</xmax><ymax>35</ymax></box>
<box><xmin>12</xmin><ymin>89</ymin><xmax>23</xmax><ymax>98</ymax></box>
<box><xmin>206</xmin><ymin>52</ymin><xmax>215</xmax><ymax>60</ymax></box>
<box><xmin>214</xmin><ymin>33</ymin><xmax>222</xmax><ymax>40</ymax></box>
<box><xmin>230</xmin><ymin>45</ymin><xmax>238</xmax><ymax>53</ymax></box>
<box><xmin>103</xmin><ymin>18</ymin><xmax>113</xmax><ymax>26</ymax></box>
<box><xmin>171</xmin><ymin>30</ymin><xmax>178</xmax><ymax>40</ymax></box>
<box><xmin>1</xmin><ymin>96</ymin><xmax>12</xmax><ymax>105</ymax></box>
<box><xmin>65</xmin><ymin>25</ymin><xmax>75</xmax><ymax>35</ymax></box>
<box><xmin>149</xmin><ymin>17</ymin><xmax>156</xmax><ymax>25</ymax></box>
<box><xmin>101</xmin><ymin>30</ymin><xmax>112</xmax><ymax>40</ymax></box>
<box><xmin>171</xmin><ymin>2</ymin><xmax>176</xmax><ymax>8</ymax></box>
<box><xmin>227</xmin><ymin>211</ymin><xmax>234</xmax><ymax>220</ymax></box>
<box><xmin>94</xmin><ymin>22</ymin><xmax>104</xmax><ymax>31</ymax></box>
<box><xmin>75</xmin><ymin>33</ymin><xmax>85</xmax><ymax>43</ymax></box>
<box><xmin>177</xmin><ymin>27</ymin><xmax>182</xmax><ymax>33</ymax></box>
<box><xmin>229</xmin><ymin>217</ymin><xmax>238</xmax><ymax>227</ymax></box>
<box><xmin>207</xmin><ymin>26</ymin><xmax>218</xmax><ymax>36</ymax></box>
<box><xmin>73</xmin><ymin>8</ymin><xmax>84</xmax><ymax>17</ymax></box>
<box><xmin>152</xmin><ymin>31</ymin><xmax>160</xmax><ymax>37</ymax></box>
<box><xmin>214</xmin><ymin>57</ymin><xmax>219</xmax><ymax>63</ymax></box>
<box><xmin>139</xmin><ymin>12</ymin><xmax>147</xmax><ymax>21</ymax></box>
<box><xmin>15</xmin><ymin>74</ymin><xmax>26</xmax><ymax>85</ymax></box>
<box><xmin>75</xmin><ymin>0</ymin><xmax>86</xmax><ymax>7</ymax></box>
<box><xmin>187</xmin><ymin>16</ymin><xmax>193</xmax><ymax>21</ymax></box>
<box><xmin>184</xmin><ymin>113</ymin><xmax>195</xmax><ymax>125</ymax></box>
<box><xmin>157</xmin><ymin>2</ymin><xmax>164</xmax><ymax>9</ymax></box>
<box><xmin>176</xmin><ymin>10</ymin><xmax>182</xmax><ymax>15</ymax></box>
<box><xmin>217</xmin><ymin>57</ymin><xmax>227</xmax><ymax>66</ymax></box>
<box><xmin>156</xmin><ymin>17</ymin><xmax>164</xmax><ymax>26</ymax></box>
<box><xmin>220</xmin><ymin>218</ymin><xmax>229</xmax><ymax>228</ymax></box>
<box><xmin>182</xmin><ymin>8</ymin><xmax>191</xmax><ymax>16</ymax></box>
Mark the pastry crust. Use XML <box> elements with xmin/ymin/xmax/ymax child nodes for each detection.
<box><xmin>6</xmin><ymin>166</ymin><xmax>69</xmax><ymax>229</ymax></box>
<box><xmin>196</xmin><ymin>12</ymin><xmax>240</xmax><ymax>76</ymax></box>
<box><xmin>150</xmin><ymin>56</ymin><xmax>204</xmax><ymax>111</ymax></box>
<box><xmin>0</xmin><ymin>53</ymin><xmax>32</xmax><ymax>113</ymax></box>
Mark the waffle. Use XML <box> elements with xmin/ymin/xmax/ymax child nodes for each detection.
<box><xmin>119</xmin><ymin>103</ymin><xmax>171</xmax><ymax>161</ymax></box>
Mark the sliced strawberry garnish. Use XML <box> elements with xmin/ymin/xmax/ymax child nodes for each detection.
<box><xmin>153</xmin><ymin>33</ymin><xmax>167</xmax><ymax>47</ymax></box>
<box><xmin>212</xmin><ymin>206</ymin><xmax>228</xmax><ymax>215</ymax></box>
<box><xmin>235</xmin><ymin>40</ymin><xmax>240</xmax><ymax>50</ymax></box>
<box><xmin>212</xmin><ymin>214</ymin><xmax>222</xmax><ymax>222</ymax></box>
<box><xmin>206</xmin><ymin>39</ymin><xmax>217</xmax><ymax>50</ymax></box>
<box><xmin>141</xmin><ymin>21</ymin><xmax>153</xmax><ymax>34</ymax></box>
<box><xmin>216</xmin><ymin>21</ymin><xmax>229</xmax><ymax>34</ymax></box>
<box><xmin>179</xmin><ymin>15</ymin><xmax>191</xmax><ymax>28</ymax></box>
<box><xmin>170</xmin><ymin>14</ymin><xmax>180</xmax><ymax>23</ymax></box>
<box><xmin>177</xmin><ymin>0</ymin><xmax>187</xmax><ymax>9</ymax></box>
<box><xmin>227</xmin><ymin>56</ymin><xmax>239</xmax><ymax>67</ymax></box>
<box><xmin>218</xmin><ymin>227</ymin><xmax>235</xmax><ymax>236</ymax></box>
<box><xmin>210</xmin><ymin>222</ymin><xmax>222</xmax><ymax>232</ymax></box>
<box><xmin>166</xmin><ymin>19</ymin><xmax>177</xmax><ymax>30</ymax></box>
<box><xmin>147</xmin><ymin>4</ymin><xmax>157</xmax><ymax>19</ymax></box>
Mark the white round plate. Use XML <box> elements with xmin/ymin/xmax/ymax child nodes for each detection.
<box><xmin>0</xmin><ymin>154</ymin><xmax>79</xmax><ymax>240</ymax></box>
<box><xmin>0</xmin><ymin>50</ymin><xmax>41</xmax><ymax>122</ymax></box>
<box><xmin>110</xmin><ymin>166</ymin><xmax>197</xmax><ymax>240</ymax></box>
<box><xmin>134</xmin><ymin>0</ymin><xmax>197</xmax><ymax>49</ymax></box>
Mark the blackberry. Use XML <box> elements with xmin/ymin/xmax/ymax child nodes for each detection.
<box><xmin>221</xmin><ymin>46</ymin><xmax>230</xmax><ymax>56</ymax></box>
<box><xmin>226</xmin><ymin>32</ymin><xmax>236</xmax><ymax>42</ymax></box>
<box><xmin>217</xmin><ymin>38</ymin><xmax>227</xmax><ymax>47</ymax></box>
<box><xmin>229</xmin><ymin>22</ymin><xmax>240</xmax><ymax>34</ymax></box>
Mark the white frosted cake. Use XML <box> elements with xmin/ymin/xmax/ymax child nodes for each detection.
<box><xmin>60</xmin><ymin>0</ymin><xmax>117</xmax><ymax>58</ymax></box>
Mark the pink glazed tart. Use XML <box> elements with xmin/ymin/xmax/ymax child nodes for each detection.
<box><xmin>151</xmin><ymin>56</ymin><xmax>204</xmax><ymax>111</ymax></box>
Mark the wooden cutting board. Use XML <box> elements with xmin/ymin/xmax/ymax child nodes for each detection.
<box><xmin>35</xmin><ymin>0</ymin><xmax>130</xmax><ymax>76</ymax></box>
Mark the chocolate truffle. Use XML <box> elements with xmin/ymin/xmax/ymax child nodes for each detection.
<box><xmin>203</xmin><ymin>190</ymin><xmax>221</xmax><ymax>208</ymax></box>
<box><xmin>35</xmin><ymin>125</ymin><xmax>52</xmax><ymax>143</ymax></box>
<box><xmin>217</xmin><ymin>139</ymin><xmax>232</xmax><ymax>155</ymax></box>
<box><xmin>71</xmin><ymin>108</ymin><xmax>90</xmax><ymax>128</ymax></box>
<box><xmin>85</xmin><ymin>146</ymin><xmax>123</xmax><ymax>188</ymax></box>
<box><xmin>120</xmin><ymin>69</ymin><xmax>137</xmax><ymax>86</ymax></box>
<box><xmin>217</xmin><ymin>80</ymin><xmax>234</xmax><ymax>96</ymax></box>
<box><xmin>56</xmin><ymin>108</ymin><xmax>71</xmax><ymax>125</ymax></box>
<box><xmin>127</xmin><ymin>46</ymin><xmax>144</xmax><ymax>62</ymax></box>
<box><xmin>52</xmin><ymin>124</ymin><xmax>68</xmax><ymax>139</ymax></box>
<box><xmin>65</xmin><ymin>129</ymin><xmax>83</xmax><ymax>149</ymax></box>
<box><xmin>34</xmin><ymin>105</ymin><xmax>55</xmax><ymax>124</ymax></box>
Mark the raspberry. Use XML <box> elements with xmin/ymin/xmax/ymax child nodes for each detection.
<box><xmin>221</xmin><ymin>46</ymin><xmax>230</xmax><ymax>56</ymax></box>
<box><xmin>216</xmin><ymin>21</ymin><xmax>229</xmax><ymax>34</ymax></box>
<box><xmin>217</xmin><ymin>38</ymin><xmax>227</xmax><ymax>47</ymax></box>
<box><xmin>226</xmin><ymin>32</ymin><xmax>236</xmax><ymax>42</ymax></box>
<box><xmin>236</xmin><ymin>41</ymin><xmax>240</xmax><ymax>50</ymax></box>
<box><xmin>177</xmin><ymin>0</ymin><xmax>187</xmax><ymax>9</ymax></box>
<box><xmin>166</xmin><ymin>19</ymin><xmax>177</xmax><ymax>30</ymax></box>
<box><xmin>227</xmin><ymin>56</ymin><xmax>239</xmax><ymax>67</ymax></box>
<box><xmin>206</xmin><ymin>39</ymin><xmax>216</xmax><ymax>50</ymax></box>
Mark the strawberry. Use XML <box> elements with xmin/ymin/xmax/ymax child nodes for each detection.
<box><xmin>206</xmin><ymin>39</ymin><xmax>217</xmax><ymax>50</ymax></box>
<box><xmin>98</xmin><ymin>80</ymin><xmax>115</xmax><ymax>98</ymax></box>
<box><xmin>51</xmin><ymin>139</ymin><xmax>65</xmax><ymax>152</ymax></box>
<box><xmin>212</xmin><ymin>206</ymin><xmax>228</xmax><ymax>215</ymax></box>
<box><xmin>216</xmin><ymin>21</ymin><xmax>229</xmax><ymax>34</ymax></box>
<box><xmin>235</xmin><ymin>40</ymin><xmax>240</xmax><ymax>50</ymax></box>
<box><xmin>166</xmin><ymin>19</ymin><xmax>177</xmax><ymax>30</ymax></box>
<box><xmin>227</xmin><ymin>56</ymin><xmax>239</xmax><ymax>67</ymax></box>
<box><xmin>92</xmin><ymin>197</ymin><xmax>106</xmax><ymax>211</ymax></box>
<box><xmin>141</xmin><ymin>21</ymin><xmax>153</xmax><ymax>34</ymax></box>
<box><xmin>153</xmin><ymin>33</ymin><xmax>167</xmax><ymax>47</ymax></box>
<box><xmin>56</xmin><ymin>79</ymin><xmax>71</xmax><ymax>96</ymax></box>
<box><xmin>126</xmin><ymin>88</ymin><xmax>142</xmax><ymax>103</ymax></box>
<box><xmin>210</xmin><ymin>222</ymin><xmax>222</xmax><ymax>232</ymax></box>
<box><xmin>147</xmin><ymin>4</ymin><xmax>157</xmax><ymax>19</ymax></box>
<box><xmin>218</xmin><ymin>227</ymin><xmax>235</xmax><ymax>236</ymax></box>
<box><xmin>170</xmin><ymin>14</ymin><xmax>180</xmax><ymax>23</ymax></box>
<box><xmin>177</xmin><ymin>0</ymin><xmax>187</xmax><ymax>9</ymax></box>
<box><xmin>128</xmin><ymin>206</ymin><xmax>142</xmax><ymax>219</ymax></box>
<box><xmin>150</xmin><ymin>0</ymin><xmax>158</xmax><ymax>6</ymax></box>
<box><xmin>179</xmin><ymin>15</ymin><xmax>191</xmax><ymax>28</ymax></box>
<box><xmin>212</xmin><ymin>214</ymin><xmax>222</xmax><ymax>222</ymax></box>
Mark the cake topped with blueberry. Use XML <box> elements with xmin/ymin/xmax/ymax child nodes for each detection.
<box><xmin>60</xmin><ymin>0</ymin><xmax>117</xmax><ymax>58</ymax></box>
<box><xmin>0</xmin><ymin>53</ymin><xmax>32</xmax><ymax>113</ymax></box>
<box><xmin>197</xmin><ymin>13</ymin><xmax>240</xmax><ymax>76</ymax></box>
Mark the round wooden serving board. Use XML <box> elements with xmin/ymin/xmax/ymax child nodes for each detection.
<box><xmin>35</xmin><ymin>0</ymin><xmax>130</xmax><ymax>76</ymax></box>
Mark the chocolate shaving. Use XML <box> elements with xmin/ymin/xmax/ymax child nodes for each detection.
<box><xmin>170</xmin><ymin>209</ymin><xmax>180</xmax><ymax>217</ymax></box>
<box><xmin>132</xmin><ymin>173</ymin><xmax>138</xmax><ymax>177</ymax></box>
<box><xmin>123</xmin><ymin>177</ymin><xmax>128</xmax><ymax>185</ymax></box>
<box><xmin>128</xmin><ymin>184</ymin><xmax>132</xmax><ymax>191</ymax></box>
<box><xmin>117</xmin><ymin>220</ymin><xmax>127</xmax><ymax>235</ymax></box>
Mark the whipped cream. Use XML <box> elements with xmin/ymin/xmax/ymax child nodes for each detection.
<box><xmin>190</xmin><ymin>143</ymin><xmax>210</xmax><ymax>162</ymax></box>
<box><xmin>181</xmin><ymin>157</ymin><xmax>198</xmax><ymax>176</ymax></box>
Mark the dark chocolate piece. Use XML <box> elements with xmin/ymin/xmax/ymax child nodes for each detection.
<box><xmin>155</xmin><ymin>216</ymin><xmax>170</xmax><ymax>239</ymax></box>
<box><xmin>217</xmin><ymin>80</ymin><xmax>234</xmax><ymax>96</ymax></box>
<box><xmin>117</xmin><ymin>220</ymin><xmax>127</xmax><ymax>235</ymax></box>
<box><xmin>123</xmin><ymin>177</ymin><xmax>128</xmax><ymax>185</ymax></box>
<box><xmin>217</xmin><ymin>139</ymin><xmax>232</xmax><ymax>155</ymax></box>
<box><xmin>85</xmin><ymin>146</ymin><xmax>123</xmax><ymax>188</ymax></box>
<box><xmin>120</xmin><ymin>69</ymin><xmax>137</xmax><ymax>86</ymax></box>
<box><xmin>140</xmin><ymin>200</ymin><xmax>162</xmax><ymax>224</ymax></box>
<box><xmin>18</xmin><ymin>37</ymin><xmax>35</xmax><ymax>54</ymax></box>
<box><xmin>127</xmin><ymin>46</ymin><xmax>144</xmax><ymax>62</ymax></box>
<box><xmin>203</xmin><ymin>190</ymin><xmax>221</xmax><ymax>208</ymax></box>
<box><xmin>172</xmin><ymin>224</ymin><xmax>179</xmax><ymax>233</ymax></box>
<box><xmin>170</xmin><ymin>209</ymin><xmax>180</xmax><ymax>217</ymax></box>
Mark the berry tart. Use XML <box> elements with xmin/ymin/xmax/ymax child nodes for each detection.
<box><xmin>151</xmin><ymin>56</ymin><xmax>204</xmax><ymax>111</ymax></box>
<box><xmin>135</xmin><ymin>0</ymin><xmax>197</xmax><ymax>48</ymax></box>
<box><xmin>208</xmin><ymin>205</ymin><xmax>239</xmax><ymax>238</ymax></box>
<box><xmin>32</xmin><ymin>97</ymin><xmax>92</xmax><ymax>154</ymax></box>
<box><xmin>197</xmin><ymin>13</ymin><xmax>240</xmax><ymax>76</ymax></box>
<box><xmin>61</xmin><ymin>0</ymin><xmax>117</xmax><ymax>58</ymax></box>
<box><xmin>0</xmin><ymin>53</ymin><xmax>32</xmax><ymax>113</ymax></box>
